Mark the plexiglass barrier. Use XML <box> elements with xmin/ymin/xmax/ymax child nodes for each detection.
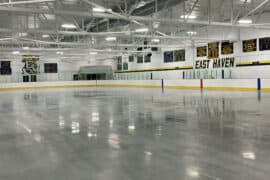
<box><xmin>114</xmin><ymin>72</ymin><xmax>152</xmax><ymax>80</ymax></box>
<box><xmin>183</xmin><ymin>69</ymin><xmax>232</xmax><ymax>79</ymax></box>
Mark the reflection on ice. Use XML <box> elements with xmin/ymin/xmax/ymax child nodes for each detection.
<box><xmin>71</xmin><ymin>121</ymin><xmax>80</xmax><ymax>134</ymax></box>
<box><xmin>242</xmin><ymin>152</ymin><xmax>256</xmax><ymax>160</ymax></box>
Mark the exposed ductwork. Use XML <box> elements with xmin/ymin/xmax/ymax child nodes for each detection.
<box><xmin>89</xmin><ymin>0</ymin><xmax>186</xmax><ymax>32</ymax></box>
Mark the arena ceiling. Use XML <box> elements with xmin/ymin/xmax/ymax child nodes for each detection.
<box><xmin>0</xmin><ymin>0</ymin><xmax>270</xmax><ymax>61</ymax></box>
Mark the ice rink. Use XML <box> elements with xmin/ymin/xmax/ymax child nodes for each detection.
<box><xmin>0</xmin><ymin>88</ymin><xmax>270</xmax><ymax>180</ymax></box>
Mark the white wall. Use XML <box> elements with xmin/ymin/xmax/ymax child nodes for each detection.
<box><xmin>0</xmin><ymin>55</ymin><xmax>79</xmax><ymax>83</ymax></box>
<box><xmin>114</xmin><ymin>26</ymin><xmax>270</xmax><ymax>79</ymax></box>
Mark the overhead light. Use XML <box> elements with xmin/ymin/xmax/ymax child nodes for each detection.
<box><xmin>93</xmin><ymin>7</ymin><xmax>105</xmax><ymax>12</ymax></box>
<box><xmin>238</xmin><ymin>19</ymin><xmax>253</xmax><ymax>24</ymax></box>
<box><xmin>240</xmin><ymin>0</ymin><xmax>251</xmax><ymax>3</ymax></box>
<box><xmin>42</xmin><ymin>34</ymin><xmax>50</xmax><ymax>38</ymax></box>
<box><xmin>153</xmin><ymin>21</ymin><xmax>160</xmax><ymax>29</ymax></box>
<box><xmin>136</xmin><ymin>0</ymin><xmax>146</xmax><ymax>8</ymax></box>
<box><xmin>151</xmin><ymin>38</ymin><xmax>160</xmax><ymax>43</ymax></box>
<box><xmin>56</xmin><ymin>51</ymin><xmax>64</xmax><ymax>55</ymax></box>
<box><xmin>18</xmin><ymin>32</ymin><xmax>28</xmax><ymax>37</ymax></box>
<box><xmin>125</xmin><ymin>30</ymin><xmax>131</xmax><ymax>35</ymax></box>
<box><xmin>180</xmin><ymin>15</ymin><xmax>197</xmax><ymax>19</ymax></box>
<box><xmin>187</xmin><ymin>31</ymin><xmax>197</xmax><ymax>35</ymax></box>
<box><xmin>22</xmin><ymin>47</ymin><xmax>29</xmax><ymax>50</ymax></box>
<box><xmin>61</xmin><ymin>23</ymin><xmax>77</xmax><ymax>29</ymax></box>
<box><xmin>135</xmin><ymin>28</ymin><xmax>149</xmax><ymax>33</ymax></box>
<box><xmin>89</xmin><ymin>52</ymin><xmax>97</xmax><ymax>55</ymax></box>
<box><xmin>93</xmin><ymin>7</ymin><xmax>112</xmax><ymax>12</ymax></box>
<box><xmin>12</xmin><ymin>51</ymin><xmax>20</xmax><ymax>55</ymax></box>
<box><xmin>105</xmin><ymin>36</ymin><xmax>117</xmax><ymax>41</ymax></box>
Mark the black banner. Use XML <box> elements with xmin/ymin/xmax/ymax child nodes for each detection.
<box><xmin>164</xmin><ymin>51</ymin><xmax>174</xmax><ymax>63</ymax></box>
<box><xmin>259</xmin><ymin>37</ymin><xmax>270</xmax><ymax>51</ymax></box>
<box><xmin>0</xmin><ymin>61</ymin><xmax>12</xmax><ymax>75</ymax></box>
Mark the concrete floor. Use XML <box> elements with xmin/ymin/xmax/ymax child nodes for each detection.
<box><xmin>0</xmin><ymin>88</ymin><xmax>270</xmax><ymax>180</ymax></box>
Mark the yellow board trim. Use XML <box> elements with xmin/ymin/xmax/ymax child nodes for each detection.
<box><xmin>236</xmin><ymin>62</ymin><xmax>253</xmax><ymax>65</ymax></box>
<box><xmin>1</xmin><ymin>84</ymin><xmax>270</xmax><ymax>92</ymax></box>
<box><xmin>114</xmin><ymin>65</ymin><xmax>193</xmax><ymax>73</ymax></box>
<box><xmin>259</xmin><ymin>60</ymin><xmax>270</xmax><ymax>64</ymax></box>
<box><xmin>236</xmin><ymin>60</ymin><xmax>270</xmax><ymax>66</ymax></box>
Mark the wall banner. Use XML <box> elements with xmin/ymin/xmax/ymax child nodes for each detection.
<box><xmin>197</xmin><ymin>46</ymin><xmax>207</xmax><ymax>57</ymax></box>
<box><xmin>221</xmin><ymin>41</ymin><xmax>234</xmax><ymax>55</ymax></box>
<box><xmin>195</xmin><ymin>57</ymin><xmax>235</xmax><ymax>69</ymax></box>
<box><xmin>208</xmin><ymin>42</ymin><xmax>219</xmax><ymax>59</ymax></box>
<box><xmin>22</xmin><ymin>55</ymin><xmax>40</xmax><ymax>74</ymax></box>
<box><xmin>243</xmin><ymin>39</ymin><xmax>257</xmax><ymax>52</ymax></box>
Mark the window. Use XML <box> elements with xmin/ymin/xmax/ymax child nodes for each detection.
<box><xmin>174</xmin><ymin>50</ymin><xmax>185</xmax><ymax>62</ymax></box>
<box><xmin>164</xmin><ymin>51</ymin><xmax>174</xmax><ymax>63</ymax></box>
<box><xmin>123</xmin><ymin>62</ymin><xmax>128</xmax><ymax>70</ymax></box>
<box><xmin>144</xmin><ymin>53</ymin><xmax>152</xmax><ymax>63</ymax></box>
<box><xmin>137</xmin><ymin>56</ymin><xmax>143</xmax><ymax>63</ymax></box>
<box><xmin>117</xmin><ymin>57</ymin><xmax>122</xmax><ymax>70</ymax></box>
<box><xmin>73</xmin><ymin>74</ymin><xmax>79</xmax><ymax>80</ymax></box>
<box><xmin>0</xmin><ymin>61</ymin><xmax>12</xmax><ymax>75</ymax></box>
<box><xmin>44</xmin><ymin>63</ymin><xmax>58</xmax><ymax>73</ymax></box>
<box><xmin>23</xmin><ymin>75</ymin><xmax>29</xmax><ymax>82</ymax></box>
<box><xmin>129</xmin><ymin>56</ymin><xmax>134</xmax><ymax>62</ymax></box>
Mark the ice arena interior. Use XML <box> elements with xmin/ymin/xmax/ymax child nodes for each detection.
<box><xmin>1</xmin><ymin>0</ymin><xmax>270</xmax><ymax>180</ymax></box>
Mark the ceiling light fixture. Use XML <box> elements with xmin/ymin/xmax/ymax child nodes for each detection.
<box><xmin>151</xmin><ymin>38</ymin><xmax>160</xmax><ymax>43</ymax></box>
<box><xmin>22</xmin><ymin>47</ymin><xmax>29</xmax><ymax>50</ymax></box>
<box><xmin>105</xmin><ymin>37</ymin><xmax>117</xmax><ymax>41</ymax></box>
<box><xmin>238</xmin><ymin>19</ymin><xmax>253</xmax><ymax>24</ymax></box>
<box><xmin>93</xmin><ymin>7</ymin><xmax>105</xmax><ymax>12</ymax></box>
<box><xmin>89</xmin><ymin>52</ymin><xmax>98</xmax><ymax>55</ymax></box>
<box><xmin>93</xmin><ymin>7</ymin><xmax>112</xmax><ymax>12</ymax></box>
<box><xmin>12</xmin><ymin>51</ymin><xmax>20</xmax><ymax>55</ymax></box>
<box><xmin>42</xmin><ymin>34</ymin><xmax>50</xmax><ymax>38</ymax></box>
<box><xmin>18</xmin><ymin>32</ymin><xmax>28</xmax><ymax>37</ymax></box>
<box><xmin>56</xmin><ymin>51</ymin><xmax>64</xmax><ymax>55</ymax></box>
<box><xmin>180</xmin><ymin>15</ymin><xmax>197</xmax><ymax>19</ymax></box>
<box><xmin>153</xmin><ymin>21</ymin><xmax>160</xmax><ymax>29</ymax></box>
<box><xmin>136</xmin><ymin>0</ymin><xmax>146</xmax><ymax>8</ymax></box>
<box><xmin>135</xmin><ymin>28</ymin><xmax>149</xmax><ymax>33</ymax></box>
<box><xmin>61</xmin><ymin>23</ymin><xmax>77</xmax><ymax>29</ymax></box>
<box><xmin>187</xmin><ymin>31</ymin><xmax>197</xmax><ymax>35</ymax></box>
